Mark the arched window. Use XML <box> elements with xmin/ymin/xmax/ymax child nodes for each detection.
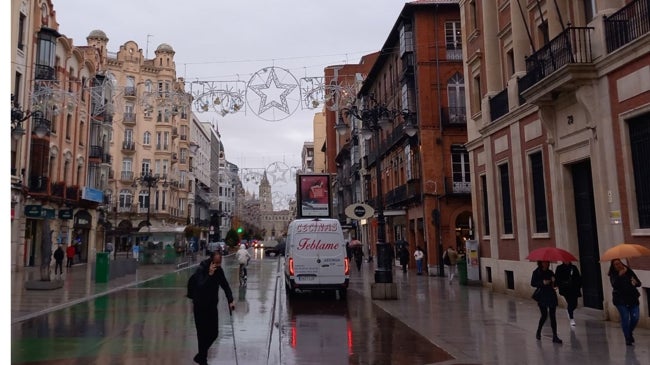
<box><xmin>143</xmin><ymin>131</ymin><xmax>151</xmax><ymax>145</ymax></box>
<box><xmin>139</xmin><ymin>189</ymin><xmax>150</xmax><ymax>209</ymax></box>
<box><xmin>447</xmin><ymin>73</ymin><xmax>466</xmax><ymax>124</ymax></box>
<box><xmin>119</xmin><ymin>189</ymin><xmax>132</xmax><ymax>208</ymax></box>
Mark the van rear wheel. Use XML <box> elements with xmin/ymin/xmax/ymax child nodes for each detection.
<box><xmin>285</xmin><ymin>282</ymin><xmax>295</xmax><ymax>297</ymax></box>
<box><xmin>337</xmin><ymin>289</ymin><xmax>347</xmax><ymax>300</ymax></box>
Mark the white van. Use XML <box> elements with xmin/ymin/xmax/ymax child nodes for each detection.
<box><xmin>284</xmin><ymin>218</ymin><xmax>350</xmax><ymax>298</ymax></box>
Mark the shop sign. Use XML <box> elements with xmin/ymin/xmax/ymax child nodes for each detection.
<box><xmin>43</xmin><ymin>208</ymin><xmax>55</xmax><ymax>219</ymax></box>
<box><xmin>24</xmin><ymin>205</ymin><xmax>42</xmax><ymax>218</ymax></box>
<box><xmin>82</xmin><ymin>187</ymin><xmax>104</xmax><ymax>203</ymax></box>
<box><xmin>74</xmin><ymin>210</ymin><xmax>92</xmax><ymax>228</ymax></box>
<box><xmin>59</xmin><ymin>209</ymin><xmax>73</xmax><ymax>219</ymax></box>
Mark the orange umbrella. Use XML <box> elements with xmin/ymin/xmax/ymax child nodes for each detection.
<box><xmin>600</xmin><ymin>243</ymin><xmax>650</xmax><ymax>262</ymax></box>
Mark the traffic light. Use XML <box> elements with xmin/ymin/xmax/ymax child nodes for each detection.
<box><xmin>237</xmin><ymin>227</ymin><xmax>243</xmax><ymax>234</ymax></box>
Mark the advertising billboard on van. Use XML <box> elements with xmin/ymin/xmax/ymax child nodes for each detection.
<box><xmin>296</xmin><ymin>174</ymin><xmax>331</xmax><ymax>218</ymax></box>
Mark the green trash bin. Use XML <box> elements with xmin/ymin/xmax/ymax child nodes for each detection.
<box><xmin>164</xmin><ymin>244</ymin><xmax>176</xmax><ymax>264</ymax></box>
<box><xmin>457</xmin><ymin>257</ymin><xmax>468</xmax><ymax>285</ymax></box>
<box><xmin>95</xmin><ymin>252</ymin><xmax>110</xmax><ymax>283</ymax></box>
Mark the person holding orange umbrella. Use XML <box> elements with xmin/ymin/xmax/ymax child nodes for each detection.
<box><xmin>607</xmin><ymin>258</ymin><xmax>642</xmax><ymax>346</ymax></box>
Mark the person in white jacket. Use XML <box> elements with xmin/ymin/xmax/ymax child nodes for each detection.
<box><xmin>414</xmin><ymin>246</ymin><xmax>425</xmax><ymax>275</ymax></box>
<box><xmin>236</xmin><ymin>244</ymin><xmax>251</xmax><ymax>280</ymax></box>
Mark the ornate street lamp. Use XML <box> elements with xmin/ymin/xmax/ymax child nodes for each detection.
<box><xmin>338</xmin><ymin>98</ymin><xmax>416</xmax><ymax>285</ymax></box>
<box><xmin>132</xmin><ymin>169</ymin><xmax>166</xmax><ymax>226</ymax></box>
<box><xmin>11</xmin><ymin>94</ymin><xmax>32</xmax><ymax>140</ymax></box>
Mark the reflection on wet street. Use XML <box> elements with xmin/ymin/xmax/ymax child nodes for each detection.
<box><xmin>281</xmin><ymin>290</ymin><xmax>453</xmax><ymax>365</ymax></box>
<box><xmin>12</xmin><ymin>253</ymin><xmax>453</xmax><ymax>365</ymax></box>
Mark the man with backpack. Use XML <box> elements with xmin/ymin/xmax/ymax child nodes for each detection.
<box><xmin>187</xmin><ymin>251</ymin><xmax>235</xmax><ymax>365</ymax></box>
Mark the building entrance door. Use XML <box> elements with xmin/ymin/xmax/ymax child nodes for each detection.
<box><xmin>571</xmin><ymin>160</ymin><xmax>604</xmax><ymax>309</ymax></box>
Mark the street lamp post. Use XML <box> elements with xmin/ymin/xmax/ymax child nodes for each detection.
<box><xmin>338</xmin><ymin>98</ymin><xmax>416</xmax><ymax>288</ymax></box>
<box><xmin>133</xmin><ymin>169</ymin><xmax>163</xmax><ymax>227</ymax></box>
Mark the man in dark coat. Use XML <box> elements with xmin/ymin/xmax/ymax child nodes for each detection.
<box><xmin>53</xmin><ymin>244</ymin><xmax>64</xmax><ymax>277</ymax></box>
<box><xmin>555</xmin><ymin>261</ymin><xmax>582</xmax><ymax>326</ymax></box>
<box><xmin>190</xmin><ymin>251</ymin><xmax>235</xmax><ymax>365</ymax></box>
<box><xmin>399</xmin><ymin>245</ymin><xmax>410</xmax><ymax>273</ymax></box>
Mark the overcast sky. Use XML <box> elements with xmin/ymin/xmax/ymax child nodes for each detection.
<box><xmin>41</xmin><ymin>1</ymin><xmax>410</xmax><ymax>201</ymax></box>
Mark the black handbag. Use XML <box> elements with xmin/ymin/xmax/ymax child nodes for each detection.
<box><xmin>532</xmin><ymin>288</ymin><xmax>542</xmax><ymax>301</ymax></box>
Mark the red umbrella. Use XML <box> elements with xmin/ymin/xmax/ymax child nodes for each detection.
<box><xmin>526</xmin><ymin>247</ymin><xmax>577</xmax><ymax>262</ymax></box>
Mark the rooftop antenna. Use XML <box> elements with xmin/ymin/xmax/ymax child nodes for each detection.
<box><xmin>146</xmin><ymin>34</ymin><xmax>153</xmax><ymax>59</ymax></box>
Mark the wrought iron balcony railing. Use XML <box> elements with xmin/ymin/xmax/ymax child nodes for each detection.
<box><xmin>441</xmin><ymin>106</ymin><xmax>467</xmax><ymax>126</ymax></box>
<box><xmin>604</xmin><ymin>0</ymin><xmax>650</xmax><ymax>53</ymax></box>
<box><xmin>489</xmin><ymin>88</ymin><xmax>509</xmax><ymax>122</ymax></box>
<box><xmin>518</xmin><ymin>26</ymin><xmax>594</xmax><ymax>94</ymax></box>
<box><xmin>34</xmin><ymin>64</ymin><xmax>55</xmax><ymax>80</ymax></box>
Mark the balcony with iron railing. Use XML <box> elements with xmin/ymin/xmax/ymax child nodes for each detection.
<box><xmin>518</xmin><ymin>26</ymin><xmax>596</xmax><ymax>104</ymax></box>
<box><xmin>34</xmin><ymin>64</ymin><xmax>55</xmax><ymax>80</ymax></box>
<box><xmin>384</xmin><ymin>179</ymin><xmax>421</xmax><ymax>207</ymax></box>
<box><xmin>604</xmin><ymin>0</ymin><xmax>650</xmax><ymax>53</ymax></box>
<box><xmin>122</xmin><ymin>140</ymin><xmax>136</xmax><ymax>153</ymax></box>
<box><xmin>444</xmin><ymin>177</ymin><xmax>471</xmax><ymax>195</ymax></box>
<box><xmin>120</xmin><ymin>171</ymin><xmax>134</xmax><ymax>182</ymax></box>
<box><xmin>446</xmin><ymin>46</ymin><xmax>463</xmax><ymax>61</ymax></box>
<box><xmin>51</xmin><ymin>181</ymin><xmax>65</xmax><ymax>199</ymax></box>
<box><xmin>102</xmin><ymin>153</ymin><xmax>112</xmax><ymax>164</ymax></box>
<box><xmin>118</xmin><ymin>204</ymin><xmax>133</xmax><ymax>213</ymax></box>
<box><xmin>29</xmin><ymin>176</ymin><xmax>50</xmax><ymax>194</ymax></box>
<box><xmin>441</xmin><ymin>106</ymin><xmax>467</xmax><ymax>127</ymax></box>
<box><xmin>124</xmin><ymin>87</ymin><xmax>136</xmax><ymax>97</ymax></box>
<box><xmin>103</xmin><ymin>112</ymin><xmax>113</xmax><ymax>125</ymax></box>
<box><xmin>489</xmin><ymin>88</ymin><xmax>509</xmax><ymax>122</ymax></box>
<box><xmin>122</xmin><ymin>113</ymin><xmax>136</xmax><ymax>125</ymax></box>
<box><xmin>89</xmin><ymin>145</ymin><xmax>103</xmax><ymax>159</ymax></box>
<box><xmin>65</xmin><ymin>185</ymin><xmax>80</xmax><ymax>202</ymax></box>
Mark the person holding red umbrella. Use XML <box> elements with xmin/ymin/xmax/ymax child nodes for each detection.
<box><xmin>531</xmin><ymin>261</ymin><xmax>562</xmax><ymax>344</ymax></box>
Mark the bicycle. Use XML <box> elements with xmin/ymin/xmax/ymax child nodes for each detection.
<box><xmin>239</xmin><ymin>262</ymin><xmax>247</xmax><ymax>287</ymax></box>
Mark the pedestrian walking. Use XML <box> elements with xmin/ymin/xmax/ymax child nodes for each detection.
<box><xmin>75</xmin><ymin>239</ymin><xmax>82</xmax><ymax>262</ymax></box>
<box><xmin>399</xmin><ymin>245</ymin><xmax>410</xmax><ymax>273</ymax></box>
<box><xmin>189</xmin><ymin>251</ymin><xmax>235</xmax><ymax>365</ymax></box>
<box><xmin>353</xmin><ymin>246</ymin><xmax>363</xmax><ymax>271</ymax></box>
<box><xmin>66</xmin><ymin>244</ymin><xmax>75</xmax><ymax>268</ymax></box>
<box><xmin>555</xmin><ymin>260</ymin><xmax>582</xmax><ymax>326</ymax></box>
<box><xmin>608</xmin><ymin>258</ymin><xmax>642</xmax><ymax>346</ymax></box>
<box><xmin>443</xmin><ymin>246</ymin><xmax>459</xmax><ymax>283</ymax></box>
<box><xmin>132</xmin><ymin>243</ymin><xmax>140</xmax><ymax>261</ymax></box>
<box><xmin>414</xmin><ymin>246</ymin><xmax>424</xmax><ymax>275</ymax></box>
<box><xmin>53</xmin><ymin>244</ymin><xmax>64</xmax><ymax>277</ymax></box>
<box><xmin>531</xmin><ymin>261</ymin><xmax>562</xmax><ymax>344</ymax></box>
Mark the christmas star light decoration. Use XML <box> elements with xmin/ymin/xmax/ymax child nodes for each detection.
<box><xmin>248</xmin><ymin>67</ymin><xmax>297</xmax><ymax>115</ymax></box>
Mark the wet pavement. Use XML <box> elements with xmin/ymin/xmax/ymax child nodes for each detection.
<box><xmin>10</xmin><ymin>252</ymin><xmax>650</xmax><ymax>365</ymax></box>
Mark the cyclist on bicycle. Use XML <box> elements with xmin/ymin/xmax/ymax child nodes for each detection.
<box><xmin>236</xmin><ymin>244</ymin><xmax>251</xmax><ymax>280</ymax></box>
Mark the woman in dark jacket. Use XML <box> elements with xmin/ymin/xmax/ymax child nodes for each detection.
<box><xmin>608</xmin><ymin>259</ymin><xmax>642</xmax><ymax>346</ymax></box>
<box><xmin>555</xmin><ymin>261</ymin><xmax>582</xmax><ymax>326</ymax></box>
<box><xmin>531</xmin><ymin>261</ymin><xmax>562</xmax><ymax>343</ymax></box>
